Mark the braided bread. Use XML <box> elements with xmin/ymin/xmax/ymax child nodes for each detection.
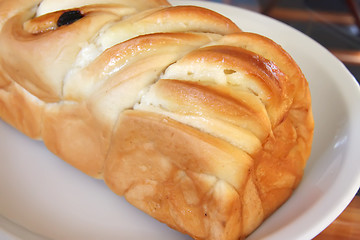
<box><xmin>0</xmin><ymin>0</ymin><xmax>314</xmax><ymax>239</ymax></box>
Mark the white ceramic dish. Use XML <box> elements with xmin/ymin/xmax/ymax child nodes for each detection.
<box><xmin>1</xmin><ymin>0</ymin><xmax>360</xmax><ymax>239</ymax></box>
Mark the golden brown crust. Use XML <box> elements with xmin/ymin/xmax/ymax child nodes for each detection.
<box><xmin>161</xmin><ymin>43</ymin><xmax>295</xmax><ymax>128</ymax></box>
<box><xmin>149</xmin><ymin>79</ymin><xmax>271</xmax><ymax>140</ymax></box>
<box><xmin>0</xmin><ymin>0</ymin><xmax>40</xmax><ymax>28</ymax></box>
<box><xmin>34</xmin><ymin>0</ymin><xmax>171</xmax><ymax>16</ymax></box>
<box><xmin>142</xmin><ymin>5</ymin><xmax>241</xmax><ymax>35</ymax></box>
<box><xmin>0</xmin><ymin>9</ymin><xmax>122</xmax><ymax>101</ymax></box>
<box><xmin>64</xmin><ymin>32</ymin><xmax>220</xmax><ymax>102</ymax></box>
<box><xmin>0</xmin><ymin>81</ymin><xmax>44</xmax><ymax>139</ymax></box>
<box><xmin>104</xmin><ymin>110</ymin><xmax>249</xmax><ymax>239</ymax></box>
<box><xmin>42</xmin><ymin>101</ymin><xmax>112</xmax><ymax>178</ymax></box>
<box><xmin>0</xmin><ymin>1</ymin><xmax>313</xmax><ymax>239</ymax></box>
<box><xmin>24</xmin><ymin>4</ymin><xmax>137</xmax><ymax>34</ymax></box>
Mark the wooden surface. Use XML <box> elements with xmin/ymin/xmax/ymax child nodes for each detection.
<box><xmin>314</xmin><ymin>196</ymin><xmax>360</xmax><ymax>240</ymax></box>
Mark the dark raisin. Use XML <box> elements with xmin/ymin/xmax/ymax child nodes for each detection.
<box><xmin>57</xmin><ymin>10</ymin><xmax>84</xmax><ymax>27</ymax></box>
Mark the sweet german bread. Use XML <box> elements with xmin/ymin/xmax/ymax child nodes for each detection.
<box><xmin>0</xmin><ymin>0</ymin><xmax>314</xmax><ymax>239</ymax></box>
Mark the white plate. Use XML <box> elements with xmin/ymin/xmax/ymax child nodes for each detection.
<box><xmin>1</xmin><ymin>1</ymin><xmax>360</xmax><ymax>239</ymax></box>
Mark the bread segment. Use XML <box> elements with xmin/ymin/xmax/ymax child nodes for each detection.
<box><xmin>0</xmin><ymin>1</ymin><xmax>314</xmax><ymax>239</ymax></box>
<box><xmin>36</xmin><ymin>0</ymin><xmax>171</xmax><ymax>16</ymax></box>
<box><xmin>162</xmin><ymin>44</ymin><xmax>293</xmax><ymax>127</ymax></box>
<box><xmin>135</xmin><ymin>79</ymin><xmax>267</xmax><ymax>154</ymax></box>
<box><xmin>0</xmin><ymin>81</ymin><xmax>44</xmax><ymax>139</ymax></box>
<box><xmin>105</xmin><ymin>110</ymin><xmax>250</xmax><ymax>239</ymax></box>
<box><xmin>0</xmin><ymin>9</ymin><xmax>120</xmax><ymax>101</ymax></box>
<box><xmin>64</xmin><ymin>33</ymin><xmax>219</xmax><ymax>102</ymax></box>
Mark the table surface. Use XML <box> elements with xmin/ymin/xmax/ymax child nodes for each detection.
<box><xmin>206</xmin><ymin>0</ymin><xmax>360</xmax><ymax>239</ymax></box>
<box><xmin>314</xmin><ymin>196</ymin><xmax>360</xmax><ymax>240</ymax></box>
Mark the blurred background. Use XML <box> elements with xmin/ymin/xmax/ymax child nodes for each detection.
<box><xmin>211</xmin><ymin>0</ymin><xmax>360</xmax><ymax>84</ymax></box>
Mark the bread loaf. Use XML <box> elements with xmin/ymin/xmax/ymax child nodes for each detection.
<box><xmin>0</xmin><ymin>0</ymin><xmax>314</xmax><ymax>239</ymax></box>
